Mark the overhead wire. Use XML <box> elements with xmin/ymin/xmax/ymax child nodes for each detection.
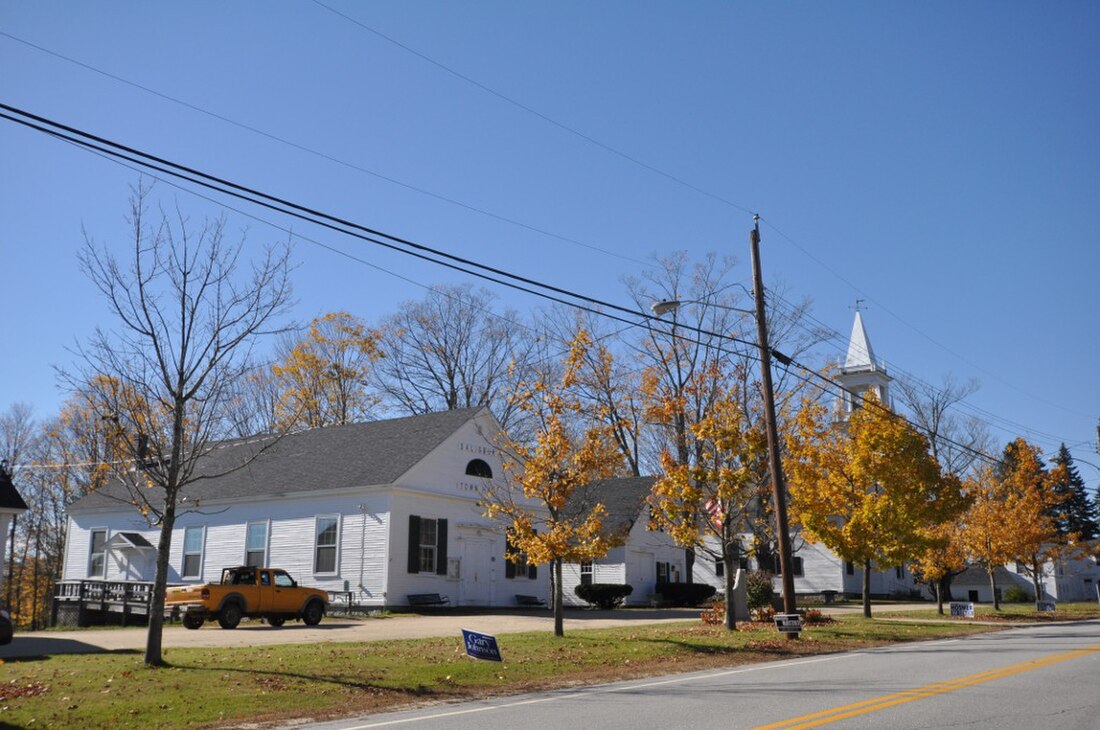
<box><xmin>0</xmin><ymin>31</ymin><xmax>651</xmax><ymax>269</ymax></box>
<box><xmin>0</xmin><ymin>103</ymin><xmax>1006</xmax><ymax>471</ymax></box>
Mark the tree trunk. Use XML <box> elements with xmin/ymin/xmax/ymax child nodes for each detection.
<box><xmin>145</xmin><ymin>497</ymin><xmax>177</xmax><ymax>666</ymax></box>
<box><xmin>1030</xmin><ymin>556</ymin><xmax>1043</xmax><ymax>611</ymax></box>
<box><xmin>934</xmin><ymin>579</ymin><xmax>944</xmax><ymax>615</ymax></box>
<box><xmin>862</xmin><ymin>561</ymin><xmax>872</xmax><ymax>618</ymax></box>
<box><xmin>553</xmin><ymin>558</ymin><xmax>564</xmax><ymax>638</ymax></box>
<box><xmin>723</xmin><ymin>551</ymin><xmax>737</xmax><ymax>631</ymax></box>
<box><xmin>989</xmin><ymin>567</ymin><xmax>1000</xmax><ymax>611</ymax></box>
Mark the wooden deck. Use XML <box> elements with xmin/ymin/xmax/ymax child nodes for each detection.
<box><xmin>52</xmin><ymin>579</ymin><xmax>161</xmax><ymax>627</ymax></box>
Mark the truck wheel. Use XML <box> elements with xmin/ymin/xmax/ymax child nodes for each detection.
<box><xmin>267</xmin><ymin>616</ymin><xmax>285</xmax><ymax>627</ymax></box>
<box><xmin>218</xmin><ymin>603</ymin><xmax>242</xmax><ymax>630</ymax></box>
<box><xmin>302</xmin><ymin>600</ymin><xmax>324</xmax><ymax>626</ymax></box>
<box><xmin>182</xmin><ymin>613</ymin><xmax>205</xmax><ymax>630</ymax></box>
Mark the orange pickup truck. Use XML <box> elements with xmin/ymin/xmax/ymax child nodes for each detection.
<box><xmin>165</xmin><ymin>566</ymin><xmax>328</xmax><ymax>630</ymax></box>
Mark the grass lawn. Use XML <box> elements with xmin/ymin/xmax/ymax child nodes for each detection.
<box><xmin>0</xmin><ymin>617</ymin><xmax>999</xmax><ymax>729</ymax></box>
<box><xmin>877</xmin><ymin>600</ymin><xmax>1100</xmax><ymax>621</ymax></box>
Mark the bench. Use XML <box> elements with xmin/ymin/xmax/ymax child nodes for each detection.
<box><xmin>515</xmin><ymin>594</ymin><xmax>547</xmax><ymax>607</ymax></box>
<box><xmin>407</xmin><ymin>593</ymin><xmax>450</xmax><ymax>608</ymax></box>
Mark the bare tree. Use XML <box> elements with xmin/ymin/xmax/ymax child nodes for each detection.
<box><xmin>373</xmin><ymin>284</ymin><xmax>535</xmax><ymax>430</ymax></box>
<box><xmin>66</xmin><ymin>185</ymin><xmax>293</xmax><ymax>666</ymax></box>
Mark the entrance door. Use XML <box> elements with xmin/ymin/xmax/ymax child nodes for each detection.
<box><xmin>627</xmin><ymin>550</ymin><xmax>654</xmax><ymax>604</ymax></box>
<box><xmin>462</xmin><ymin>539</ymin><xmax>493</xmax><ymax>606</ymax></box>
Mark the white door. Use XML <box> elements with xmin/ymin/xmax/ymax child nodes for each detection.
<box><xmin>628</xmin><ymin>550</ymin><xmax>654</xmax><ymax>604</ymax></box>
<box><xmin>462</xmin><ymin>539</ymin><xmax>493</xmax><ymax>606</ymax></box>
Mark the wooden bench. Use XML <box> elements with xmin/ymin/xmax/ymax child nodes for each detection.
<box><xmin>407</xmin><ymin>593</ymin><xmax>450</xmax><ymax>608</ymax></box>
<box><xmin>515</xmin><ymin>594</ymin><xmax>547</xmax><ymax>607</ymax></box>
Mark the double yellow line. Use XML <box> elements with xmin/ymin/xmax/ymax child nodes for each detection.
<box><xmin>756</xmin><ymin>643</ymin><xmax>1100</xmax><ymax>729</ymax></box>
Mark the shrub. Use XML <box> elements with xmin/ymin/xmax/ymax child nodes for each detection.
<box><xmin>700</xmin><ymin>598</ymin><xmax>725</xmax><ymax>625</ymax></box>
<box><xmin>799</xmin><ymin>608</ymin><xmax>834</xmax><ymax>625</ymax></box>
<box><xmin>746</xmin><ymin>571</ymin><xmax>776</xmax><ymax>611</ymax></box>
<box><xmin>752</xmin><ymin>605</ymin><xmax>776</xmax><ymax>623</ymax></box>
<box><xmin>657</xmin><ymin>582</ymin><xmax>717</xmax><ymax>607</ymax></box>
<box><xmin>1003</xmin><ymin>584</ymin><xmax>1034</xmax><ymax>603</ymax></box>
<box><xmin>574</xmin><ymin>583</ymin><xmax>633</xmax><ymax>609</ymax></box>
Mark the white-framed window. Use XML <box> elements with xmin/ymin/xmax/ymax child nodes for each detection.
<box><xmin>580</xmin><ymin>561</ymin><xmax>594</xmax><ymax>586</ymax></box>
<box><xmin>182</xmin><ymin>526</ymin><xmax>205</xmax><ymax>580</ymax></box>
<box><xmin>245</xmin><ymin>521</ymin><xmax>268</xmax><ymax>568</ymax></box>
<box><xmin>314</xmin><ymin>515</ymin><xmax>340</xmax><ymax>575</ymax></box>
<box><xmin>775</xmin><ymin>555</ymin><xmax>804</xmax><ymax>577</ymax></box>
<box><xmin>505</xmin><ymin>529</ymin><xmax>537</xmax><ymax>580</ymax></box>
<box><xmin>88</xmin><ymin>528</ymin><xmax>108</xmax><ymax>578</ymax></box>
<box><xmin>419</xmin><ymin>518</ymin><xmax>439</xmax><ymax>573</ymax></box>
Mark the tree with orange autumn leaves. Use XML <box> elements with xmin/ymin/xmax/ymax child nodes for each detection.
<box><xmin>271</xmin><ymin>311</ymin><xmax>383</xmax><ymax>430</ymax></box>
<box><xmin>960</xmin><ymin>438</ymin><xmax>1067</xmax><ymax>610</ymax></box>
<box><xmin>481</xmin><ymin>328</ymin><xmax>624</xmax><ymax>637</ymax></box>
<box><xmin>785</xmin><ymin>392</ymin><xmax>967</xmax><ymax>618</ymax></box>
<box><xmin>649</xmin><ymin>362</ymin><xmax>767</xmax><ymax>630</ymax></box>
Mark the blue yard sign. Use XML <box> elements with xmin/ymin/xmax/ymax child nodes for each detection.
<box><xmin>462</xmin><ymin>629</ymin><xmax>503</xmax><ymax>662</ymax></box>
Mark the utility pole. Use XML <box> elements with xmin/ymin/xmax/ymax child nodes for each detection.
<box><xmin>749</xmin><ymin>215</ymin><xmax>798</xmax><ymax>637</ymax></box>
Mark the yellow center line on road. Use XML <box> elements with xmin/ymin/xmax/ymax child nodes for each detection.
<box><xmin>754</xmin><ymin>643</ymin><xmax>1100</xmax><ymax>730</ymax></box>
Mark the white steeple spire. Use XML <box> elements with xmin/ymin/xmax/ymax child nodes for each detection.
<box><xmin>844</xmin><ymin>310</ymin><xmax>876</xmax><ymax>371</ymax></box>
<box><xmin>836</xmin><ymin>307</ymin><xmax>891</xmax><ymax>418</ymax></box>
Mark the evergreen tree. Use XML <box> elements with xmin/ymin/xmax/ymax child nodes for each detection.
<box><xmin>1051</xmin><ymin>444</ymin><xmax>1099</xmax><ymax>540</ymax></box>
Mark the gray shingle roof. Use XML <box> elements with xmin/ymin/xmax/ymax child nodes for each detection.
<box><xmin>565</xmin><ymin>476</ymin><xmax>655</xmax><ymax>536</ymax></box>
<box><xmin>70</xmin><ymin>408</ymin><xmax>484</xmax><ymax>512</ymax></box>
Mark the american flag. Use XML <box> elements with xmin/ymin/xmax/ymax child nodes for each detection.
<box><xmin>703</xmin><ymin>497</ymin><xmax>725</xmax><ymax>531</ymax></box>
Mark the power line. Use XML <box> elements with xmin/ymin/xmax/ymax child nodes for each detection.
<box><xmin>309</xmin><ymin>0</ymin><xmax>757</xmax><ymax>218</ymax></box>
<box><xmin>0</xmin><ymin>31</ymin><xmax>651</xmax><ymax>269</ymax></box>
<box><xmin>0</xmin><ymin>103</ymin><xmax>1004</xmax><ymax>471</ymax></box>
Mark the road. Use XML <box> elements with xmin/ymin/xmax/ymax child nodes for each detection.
<box><xmin>303</xmin><ymin>620</ymin><xmax>1100</xmax><ymax>730</ymax></box>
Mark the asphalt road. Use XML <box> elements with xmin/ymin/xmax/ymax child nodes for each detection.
<box><xmin>302</xmin><ymin>620</ymin><xmax>1100</xmax><ymax>730</ymax></box>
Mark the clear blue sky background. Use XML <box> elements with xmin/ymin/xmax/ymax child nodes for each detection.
<box><xmin>2</xmin><ymin>1</ymin><xmax>1097</xmax><ymax>490</ymax></box>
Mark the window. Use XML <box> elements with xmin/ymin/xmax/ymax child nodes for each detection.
<box><xmin>182</xmin><ymin>527</ymin><xmax>204</xmax><ymax>579</ymax></box>
<box><xmin>656</xmin><ymin>561</ymin><xmax>671</xmax><ymax>585</ymax></box>
<box><xmin>314</xmin><ymin>516</ymin><xmax>340</xmax><ymax>574</ymax></box>
<box><xmin>274</xmin><ymin>570</ymin><xmax>295</xmax><ymax>588</ymax></box>
<box><xmin>245</xmin><ymin>521</ymin><xmax>267</xmax><ymax>568</ymax></box>
<box><xmin>505</xmin><ymin>530</ymin><xmax>537</xmax><ymax>580</ymax></box>
<box><xmin>465</xmin><ymin>459</ymin><xmax>493</xmax><ymax>478</ymax></box>
<box><xmin>845</xmin><ymin>561</ymin><xmax>855</xmax><ymax>576</ymax></box>
<box><xmin>580</xmin><ymin>561</ymin><xmax>593</xmax><ymax>586</ymax></box>
<box><xmin>774</xmin><ymin>556</ymin><xmax>804</xmax><ymax>577</ymax></box>
<box><xmin>715</xmin><ymin>559</ymin><xmax>724</xmax><ymax>577</ymax></box>
<box><xmin>895</xmin><ymin>566</ymin><xmax>904</xmax><ymax>579</ymax></box>
<box><xmin>407</xmin><ymin>515</ymin><xmax>448</xmax><ymax>575</ymax></box>
<box><xmin>88</xmin><ymin>529</ymin><xmax>107</xmax><ymax>578</ymax></box>
<box><xmin>260</xmin><ymin>571</ymin><xmax>271</xmax><ymax>587</ymax></box>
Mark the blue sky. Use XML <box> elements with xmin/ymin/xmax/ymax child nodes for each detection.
<box><xmin>2</xmin><ymin>1</ymin><xmax>1098</xmax><ymax>489</ymax></box>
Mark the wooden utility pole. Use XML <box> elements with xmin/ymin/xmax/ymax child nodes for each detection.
<box><xmin>749</xmin><ymin>215</ymin><xmax>799</xmax><ymax>637</ymax></box>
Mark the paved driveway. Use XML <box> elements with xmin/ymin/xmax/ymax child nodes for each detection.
<box><xmin>0</xmin><ymin>608</ymin><xmax>704</xmax><ymax>659</ymax></box>
<box><xmin>0</xmin><ymin>603</ymin><xmax>934</xmax><ymax>659</ymax></box>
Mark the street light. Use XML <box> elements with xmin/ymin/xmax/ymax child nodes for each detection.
<box><xmin>649</xmin><ymin>216</ymin><xmax>799</xmax><ymax>637</ymax></box>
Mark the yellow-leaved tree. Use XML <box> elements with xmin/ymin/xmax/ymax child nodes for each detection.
<box><xmin>650</xmin><ymin>362</ymin><xmax>766</xmax><ymax>630</ymax></box>
<box><xmin>909</xmin><ymin>516</ymin><xmax>970</xmax><ymax>615</ymax></box>
<box><xmin>272</xmin><ymin>311</ymin><xmax>383</xmax><ymax>429</ymax></box>
<box><xmin>481</xmin><ymin>328</ymin><xmax>624</xmax><ymax>637</ymax></box>
<box><xmin>961</xmin><ymin>438</ymin><xmax>1065</xmax><ymax>610</ymax></box>
<box><xmin>786</xmin><ymin>392</ymin><xmax>966</xmax><ymax>617</ymax></box>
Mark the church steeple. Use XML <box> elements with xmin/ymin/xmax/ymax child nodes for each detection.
<box><xmin>836</xmin><ymin>306</ymin><xmax>891</xmax><ymax>417</ymax></box>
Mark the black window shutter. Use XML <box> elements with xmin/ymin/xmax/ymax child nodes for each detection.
<box><xmin>505</xmin><ymin>532</ymin><xmax>516</xmax><ymax>579</ymax></box>
<box><xmin>435</xmin><ymin>519</ymin><xmax>448</xmax><ymax>575</ymax></box>
<box><xmin>529</xmin><ymin>563</ymin><xmax>537</xmax><ymax>580</ymax></box>
<box><xmin>407</xmin><ymin>515</ymin><xmax>421</xmax><ymax>574</ymax></box>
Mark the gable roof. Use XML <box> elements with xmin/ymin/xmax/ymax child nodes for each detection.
<box><xmin>70</xmin><ymin>408</ymin><xmax>487</xmax><ymax>512</ymax></box>
<box><xmin>565</xmin><ymin>476</ymin><xmax>655</xmax><ymax>536</ymax></box>
<box><xmin>0</xmin><ymin>465</ymin><xmax>29</xmax><ymax>513</ymax></box>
